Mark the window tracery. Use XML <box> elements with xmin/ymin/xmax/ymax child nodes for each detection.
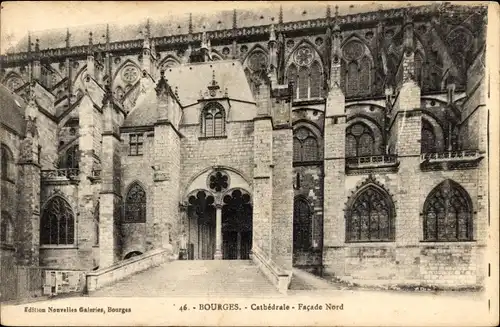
<box><xmin>208</xmin><ymin>170</ymin><xmax>229</xmax><ymax>193</ymax></box>
<box><xmin>293</xmin><ymin>127</ymin><xmax>319</xmax><ymax>162</ymax></box>
<box><xmin>342</xmin><ymin>40</ymin><xmax>372</xmax><ymax>97</ymax></box>
<box><xmin>346</xmin><ymin>123</ymin><xmax>375</xmax><ymax>157</ymax></box>
<box><xmin>57</xmin><ymin>144</ymin><xmax>79</xmax><ymax>169</ymax></box>
<box><xmin>293</xmin><ymin>197</ymin><xmax>312</xmax><ymax>250</ymax></box>
<box><xmin>40</xmin><ymin>196</ymin><xmax>75</xmax><ymax>245</ymax></box>
<box><xmin>346</xmin><ymin>185</ymin><xmax>395</xmax><ymax>242</ymax></box>
<box><xmin>201</xmin><ymin>103</ymin><xmax>225</xmax><ymax>138</ymax></box>
<box><xmin>286</xmin><ymin>45</ymin><xmax>323</xmax><ymax>100</ymax></box>
<box><xmin>124</xmin><ymin>183</ymin><xmax>146</xmax><ymax>223</ymax></box>
<box><xmin>121</xmin><ymin>65</ymin><xmax>139</xmax><ymax>84</ymax></box>
<box><xmin>423</xmin><ymin>180</ymin><xmax>473</xmax><ymax>241</ymax></box>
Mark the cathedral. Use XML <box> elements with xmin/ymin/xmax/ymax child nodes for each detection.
<box><xmin>0</xmin><ymin>2</ymin><xmax>489</xmax><ymax>295</ymax></box>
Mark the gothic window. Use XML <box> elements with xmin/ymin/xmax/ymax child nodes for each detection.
<box><xmin>293</xmin><ymin>197</ymin><xmax>312</xmax><ymax>250</ymax></box>
<box><xmin>1</xmin><ymin>144</ymin><xmax>14</xmax><ymax>182</ymax></box>
<box><xmin>94</xmin><ymin>202</ymin><xmax>99</xmax><ymax>246</ymax></box>
<box><xmin>201</xmin><ymin>103</ymin><xmax>225</xmax><ymax>138</ymax></box>
<box><xmin>1</xmin><ymin>211</ymin><xmax>14</xmax><ymax>245</ymax></box>
<box><xmin>346</xmin><ymin>123</ymin><xmax>375</xmax><ymax>157</ymax></box>
<box><xmin>423</xmin><ymin>180</ymin><xmax>473</xmax><ymax>242</ymax></box>
<box><xmin>287</xmin><ymin>45</ymin><xmax>323</xmax><ymax>100</ymax></box>
<box><xmin>129</xmin><ymin>134</ymin><xmax>144</xmax><ymax>156</ymax></box>
<box><xmin>342</xmin><ymin>40</ymin><xmax>372</xmax><ymax>98</ymax></box>
<box><xmin>421</xmin><ymin>119</ymin><xmax>437</xmax><ymax>153</ymax></box>
<box><xmin>58</xmin><ymin>144</ymin><xmax>79</xmax><ymax>169</ymax></box>
<box><xmin>346</xmin><ymin>186</ymin><xmax>395</xmax><ymax>242</ymax></box>
<box><xmin>124</xmin><ymin>183</ymin><xmax>146</xmax><ymax>223</ymax></box>
<box><xmin>40</xmin><ymin>196</ymin><xmax>75</xmax><ymax>245</ymax></box>
<box><xmin>293</xmin><ymin>127</ymin><xmax>319</xmax><ymax>162</ymax></box>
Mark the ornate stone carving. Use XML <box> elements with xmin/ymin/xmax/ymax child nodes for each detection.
<box><xmin>121</xmin><ymin>65</ymin><xmax>139</xmax><ymax>84</ymax></box>
<box><xmin>207</xmin><ymin>170</ymin><xmax>230</xmax><ymax>193</ymax></box>
<box><xmin>293</xmin><ymin>46</ymin><xmax>314</xmax><ymax>66</ymax></box>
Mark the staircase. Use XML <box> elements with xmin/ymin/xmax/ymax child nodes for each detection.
<box><xmin>89</xmin><ymin>260</ymin><xmax>279</xmax><ymax>297</ymax></box>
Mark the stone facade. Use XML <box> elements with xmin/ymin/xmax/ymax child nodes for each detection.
<box><xmin>0</xmin><ymin>3</ymin><xmax>489</xmax><ymax>289</ymax></box>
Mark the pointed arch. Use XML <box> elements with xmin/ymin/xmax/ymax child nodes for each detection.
<box><xmin>423</xmin><ymin>180</ymin><xmax>473</xmax><ymax>241</ymax></box>
<box><xmin>124</xmin><ymin>181</ymin><xmax>147</xmax><ymax>223</ymax></box>
<box><xmin>285</xmin><ymin>40</ymin><xmax>324</xmax><ymax>101</ymax></box>
<box><xmin>345</xmin><ymin>178</ymin><xmax>396</xmax><ymax>242</ymax></box>
<box><xmin>345</xmin><ymin>119</ymin><xmax>381</xmax><ymax>157</ymax></box>
<box><xmin>112</xmin><ymin>59</ymin><xmax>141</xmax><ymax>85</ymax></box>
<box><xmin>242</xmin><ymin>43</ymin><xmax>269</xmax><ymax>64</ymax></box>
<box><xmin>201</xmin><ymin>102</ymin><xmax>226</xmax><ymax>137</ymax></box>
<box><xmin>285</xmin><ymin>39</ymin><xmax>324</xmax><ymax>68</ymax></box>
<box><xmin>159</xmin><ymin>55</ymin><xmax>181</xmax><ymax>69</ymax></box>
<box><xmin>293</xmin><ymin>196</ymin><xmax>312</xmax><ymax>250</ymax></box>
<box><xmin>40</xmin><ymin>195</ymin><xmax>75</xmax><ymax>245</ymax></box>
<box><xmin>293</xmin><ymin>125</ymin><xmax>320</xmax><ymax>162</ymax></box>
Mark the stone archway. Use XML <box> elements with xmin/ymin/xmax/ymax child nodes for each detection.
<box><xmin>183</xmin><ymin>168</ymin><xmax>253</xmax><ymax>260</ymax></box>
<box><xmin>222</xmin><ymin>189</ymin><xmax>253</xmax><ymax>260</ymax></box>
<box><xmin>186</xmin><ymin>190</ymin><xmax>216</xmax><ymax>260</ymax></box>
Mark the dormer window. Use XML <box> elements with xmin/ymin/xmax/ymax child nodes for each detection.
<box><xmin>201</xmin><ymin>103</ymin><xmax>225</xmax><ymax>138</ymax></box>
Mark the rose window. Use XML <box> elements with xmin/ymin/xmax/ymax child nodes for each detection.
<box><xmin>208</xmin><ymin>170</ymin><xmax>229</xmax><ymax>192</ymax></box>
<box><xmin>342</xmin><ymin>41</ymin><xmax>364</xmax><ymax>61</ymax></box>
<box><xmin>294</xmin><ymin>46</ymin><xmax>314</xmax><ymax>67</ymax></box>
<box><xmin>121</xmin><ymin>65</ymin><xmax>139</xmax><ymax>84</ymax></box>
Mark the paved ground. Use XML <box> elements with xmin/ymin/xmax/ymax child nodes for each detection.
<box><xmin>2</xmin><ymin>260</ymin><xmax>493</xmax><ymax>326</ymax></box>
<box><xmin>90</xmin><ymin>260</ymin><xmax>280</xmax><ymax>298</ymax></box>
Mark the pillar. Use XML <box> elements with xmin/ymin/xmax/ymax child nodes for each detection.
<box><xmin>77</xmin><ymin>86</ymin><xmax>97</xmax><ymax>269</ymax></box>
<box><xmin>322</xmin><ymin>21</ymin><xmax>347</xmax><ymax>275</ymax></box>
<box><xmin>214</xmin><ymin>204</ymin><xmax>223</xmax><ymax>260</ymax></box>
<box><xmin>152</xmin><ymin>72</ymin><xmax>181</xmax><ymax>250</ymax></box>
<box><xmin>391</xmin><ymin>13</ymin><xmax>422</xmax><ymax>246</ymax></box>
<box><xmin>16</xmin><ymin>91</ymin><xmax>41</xmax><ymax>266</ymax></box>
<box><xmin>99</xmin><ymin>95</ymin><xmax>122</xmax><ymax>267</ymax></box>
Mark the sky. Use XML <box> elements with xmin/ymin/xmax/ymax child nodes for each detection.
<box><xmin>0</xmin><ymin>1</ymin><xmax>459</xmax><ymax>54</ymax></box>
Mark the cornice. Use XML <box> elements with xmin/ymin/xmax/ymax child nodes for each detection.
<box><xmin>0</xmin><ymin>4</ymin><xmax>486</xmax><ymax>65</ymax></box>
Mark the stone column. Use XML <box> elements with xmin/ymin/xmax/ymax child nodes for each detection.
<box><xmin>214</xmin><ymin>204</ymin><xmax>223</xmax><ymax>260</ymax></box>
<box><xmin>16</xmin><ymin>95</ymin><xmax>41</xmax><ymax>267</ymax></box>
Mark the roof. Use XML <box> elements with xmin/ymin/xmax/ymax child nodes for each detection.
<box><xmin>8</xmin><ymin>3</ymin><xmax>428</xmax><ymax>53</ymax></box>
<box><xmin>0</xmin><ymin>84</ymin><xmax>26</xmax><ymax>135</ymax></box>
<box><xmin>122</xmin><ymin>60</ymin><xmax>254</xmax><ymax>128</ymax></box>
<box><xmin>165</xmin><ymin>60</ymin><xmax>254</xmax><ymax>107</ymax></box>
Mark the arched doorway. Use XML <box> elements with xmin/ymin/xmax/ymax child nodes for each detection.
<box><xmin>187</xmin><ymin>190</ymin><xmax>216</xmax><ymax>260</ymax></box>
<box><xmin>222</xmin><ymin>189</ymin><xmax>253</xmax><ymax>260</ymax></box>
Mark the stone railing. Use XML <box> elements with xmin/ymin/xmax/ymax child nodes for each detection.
<box><xmin>420</xmin><ymin>150</ymin><xmax>481</xmax><ymax>163</ymax></box>
<box><xmin>41</xmin><ymin>168</ymin><xmax>79</xmax><ymax>180</ymax></box>
<box><xmin>250</xmin><ymin>247</ymin><xmax>292</xmax><ymax>295</ymax></box>
<box><xmin>346</xmin><ymin>154</ymin><xmax>398</xmax><ymax>169</ymax></box>
<box><xmin>85</xmin><ymin>248</ymin><xmax>173</xmax><ymax>293</ymax></box>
